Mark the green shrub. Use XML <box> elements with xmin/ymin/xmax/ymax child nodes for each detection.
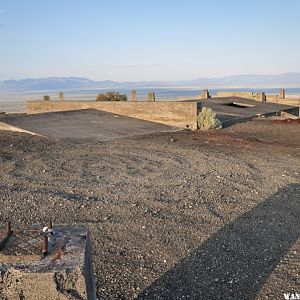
<box><xmin>197</xmin><ymin>107</ymin><xmax>222</xmax><ymax>130</ymax></box>
<box><xmin>96</xmin><ymin>92</ymin><xmax>127</xmax><ymax>101</ymax></box>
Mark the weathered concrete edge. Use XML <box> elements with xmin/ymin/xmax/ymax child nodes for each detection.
<box><xmin>0</xmin><ymin>121</ymin><xmax>40</xmax><ymax>136</ymax></box>
<box><xmin>85</xmin><ymin>229</ymin><xmax>97</xmax><ymax>300</ymax></box>
<box><xmin>27</xmin><ymin>100</ymin><xmax>199</xmax><ymax>130</ymax></box>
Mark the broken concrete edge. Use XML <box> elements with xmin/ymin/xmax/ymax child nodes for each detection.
<box><xmin>0</xmin><ymin>225</ymin><xmax>97</xmax><ymax>300</ymax></box>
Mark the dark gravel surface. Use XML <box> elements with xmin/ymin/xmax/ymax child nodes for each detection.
<box><xmin>0</xmin><ymin>120</ymin><xmax>299</xmax><ymax>300</ymax></box>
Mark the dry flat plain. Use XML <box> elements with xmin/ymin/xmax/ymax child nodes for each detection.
<box><xmin>0</xmin><ymin>119</ymin><xmax>299</xmax><ymax>300</ymax></box>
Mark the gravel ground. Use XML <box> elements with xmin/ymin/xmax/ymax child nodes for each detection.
<box><xmin>0</xmin><ymin>119</ymin><xmax>299</xmax><ymax>300</ymax></box>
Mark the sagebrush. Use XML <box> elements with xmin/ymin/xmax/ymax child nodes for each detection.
<box><xmin>96</xmin><ymin>92</ymin><xmax>127</xmax><ymax>101</ymax></box>
<box><xmin>197</xmin><ymin>107</ymin><xmax>222</xmax><ymax>130</ymax></box>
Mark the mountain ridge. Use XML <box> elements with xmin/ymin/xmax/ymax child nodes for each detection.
<box><xmin>1</xmin><ymin>73</ymin><xmax>300</xmax><ymax>91</ymax></box>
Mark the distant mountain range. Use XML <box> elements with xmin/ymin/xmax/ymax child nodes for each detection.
<box><xmin>1</xmin><ymin>73</ymin><xmax>300</xmax><ymax>91</ymax></box>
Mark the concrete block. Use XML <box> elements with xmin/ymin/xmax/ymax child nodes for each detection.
<box><xmin>279</xmin><ymin>89</ymin><xmax>285</xmax><ymax>99</ymax></box>
<box><xmin>256</xmin><ymin>92</ymin><xmax>266</xmax><ymax>102</ymax></box>
<box><xmin>0</xmin><ymin>225</ymin><xmax>96</xmax><ymax>300</ymax></box>
<box><xmin>59</xmin><ymin>92</ymin><xmax>65</xmax><ymax>101</ymax></box>
<box><xmin>147</xmin><ymin>92</ymin><xmax>155</xmax><ymax>102</ymax></box>
<box><xmin>131</xmin><ymin>90</ymin><xmax>137</xmax><ymax>102</ymax></box>
<box><xmin>200</xmin><ymin>89</ymin><xmax>210</xmax><ymax>99</ymax></box>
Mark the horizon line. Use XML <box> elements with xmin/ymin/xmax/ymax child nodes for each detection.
<box><xmin>1</xmin><ymin>71</ymin><xmax>300</xmax><ymax>83</ymax></box>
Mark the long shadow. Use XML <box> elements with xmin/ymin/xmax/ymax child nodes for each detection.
<box><xmin>138</xmin><ymin>184</ymin><xmax>300</xmax><ymax>299</ymax></box>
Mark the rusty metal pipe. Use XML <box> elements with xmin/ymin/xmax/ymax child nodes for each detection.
<box><xmin>48</xmin><ymin>221</ymin><xmax>54</xmax><ymax>235</ymax></box>
<box><xmin>42</xmin><ymin>234</ymin><xmax>48</xmax><ymax>255</ymax></box>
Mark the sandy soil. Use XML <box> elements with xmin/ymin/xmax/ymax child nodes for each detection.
<box><xmin>0</xmin><ymin>119</ymin><xmax>299</xmax><ymax>299</ymax></box>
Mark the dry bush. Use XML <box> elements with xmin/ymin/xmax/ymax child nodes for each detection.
<box><xmin>96</xmin><ymin>92</ymin><xmax>127</xmax><ymax>101</ymax></box>
<box><xmin>197</xmin><ymin>107</ymin><xmax>222</xmax><ymax>130</ymax></box>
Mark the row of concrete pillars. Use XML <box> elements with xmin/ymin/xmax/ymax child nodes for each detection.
<box><xmin>131</xmin><ymin>90</ymin><xmax>156</xmax><ymax>102</ymax></box>
<box><xmin>250</xmin><ymin>89</ymin><xmax>286</xmax><ymax>102</ymax></box>
<box><xmin>44</xmin><ymin>91</ymin><xmax>156</xmax><ymax>102</ymax></box>
<box><xmin>44</xmin><ymin>88</ymin><xmax>288</xmax><ymax>103</ymax></box>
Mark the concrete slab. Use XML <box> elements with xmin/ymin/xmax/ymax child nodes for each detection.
<box><xmin>0</xmin><ymin>225</ymin><xmax>96</xmax><ymax>300</ymax></box>
<box><xmin>2</xmin><ymin>109</ymin><xmax>179</xmax><ymax>140</ymax></box>
<box><xmin>198</xmin><ymin>97</ymin><xmax>296</xmax><ymax>126</ymax></box>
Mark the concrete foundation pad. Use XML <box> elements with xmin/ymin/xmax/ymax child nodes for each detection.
<box><xmin>0</xmin><ymin>225</ymin><xmax>96</xmax><ymax>300</ymax></box>
<box><xmin>2</xmin><ymin>109</ymin><xmax>180</xmax><ymax>140</ymax></box>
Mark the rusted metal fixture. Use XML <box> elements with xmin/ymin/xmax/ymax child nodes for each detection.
<box><xmin>41</xmin><ymin>234</ymin><xmax>48</xmax><ymax>255</ymax></box>
<box><xmin>0</xmin><ymin>221</ymin><xmax>55</xmax><ymax>259</ymax></box>
<box><xmin>48</xmin><ymin>221</ymin><xmax>53</xmax><ymax>235</ymax></box>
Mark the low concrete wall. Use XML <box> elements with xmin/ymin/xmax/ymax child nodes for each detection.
<box><xmin>266</xmin><ymin>94</ymin><xmax>280</xmax><ymax>101</ymax></box>
<box><xmin>27</xmin><ymin>100</ymin><xmax>199</xmax><ymax>129</ymax></box>
<box><xmin>265</xmin><ymin>97</ymin><xmax>300</xmax><ymax>107</ymax></box>
<box><xmin>215</xmin><ymin>91</ymin><xmax>256</xmax><ymax>99</ymax></box>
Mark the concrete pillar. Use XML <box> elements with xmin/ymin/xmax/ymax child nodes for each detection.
<box><xmin>131</xmin><ymin>90</ymin><xmax>137</xmax><ymax>102</ymax></box>
<box><xmin>58</xmin><ymin>92</ymin><xmax>64</xmax><ymax>101</ymax></box>
<box><xmin>200</xmin><ymin>89</ymin><xmax>210</xmax><ymax>99</ymax></box>
<box><xmin>147</xmin><ymin>92</ymin><xmax>156</xmax><ymax>102</ymax></box>
<box><xmin>43</xmin><ymin>95</ymin><xmax>50</xmax><ymax>101</ymax></box>
<box><xmin>279</xmin><ymin>89</ymin><xmax>285</xmax><ymax>99</ymax></box>
<box><xmin>256</xmin><ymin>92</ymin><xmax>266</xmax><ymax>102</ymax></box>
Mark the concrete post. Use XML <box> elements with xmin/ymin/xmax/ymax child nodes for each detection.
<box><xmin>148</xmin><ymin>92</ymin><xmax>155</xmax><ymax>102</ymax></box>
<box><xmin>58</xmin><ymin>92</ymin><xmax>64</xmax><ymax>101</ymax></box>
<box><xmin>131</xmin><ymin>90</ymin><xmax>137</xmax><ymax>102</ymax></box>
<box><xmin>256</xmin><ymin>92</ymin><xmax>266</xmax><ymax>102</ymax></box>
<box><xmin>279</xmin><ymin>89</ymin><xmax>285</xmax><ymax>99</ymax></box>
<box><xmin>43</xmin><ymin>95</ymin><xmax>50</xmax><ymax>101</ymax></box>
<box><xmin>200</xmin><ymin>89</ymin><xmax>210</xmax><ymax>99</ymax></box>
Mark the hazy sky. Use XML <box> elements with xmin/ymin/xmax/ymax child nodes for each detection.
<box><xmin>0</xmin><ymin>0</ymin><xmax>300</xmax><ymax>81</ymax></box>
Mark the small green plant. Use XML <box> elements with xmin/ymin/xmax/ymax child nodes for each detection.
<box><xmin>197</xmin><ymin>107</ymin><xmax>222</xmax><ymax>130</ymax></box>
<box><xmin>96</xmin><ymin>92</ymin><xmax>127</xmax><ymax>101</ymax></box>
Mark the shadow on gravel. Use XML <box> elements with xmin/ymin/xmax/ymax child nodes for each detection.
<box><xmin>138</xmin><ymin>183</ymin><xmax>300</xmax><ymax>300</ymax></box>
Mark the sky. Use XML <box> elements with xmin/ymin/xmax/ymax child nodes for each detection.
<box><xmin>0</xmin><ymin>0</ymin><xmax>300</xmax><ymax>81</ymax></box>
